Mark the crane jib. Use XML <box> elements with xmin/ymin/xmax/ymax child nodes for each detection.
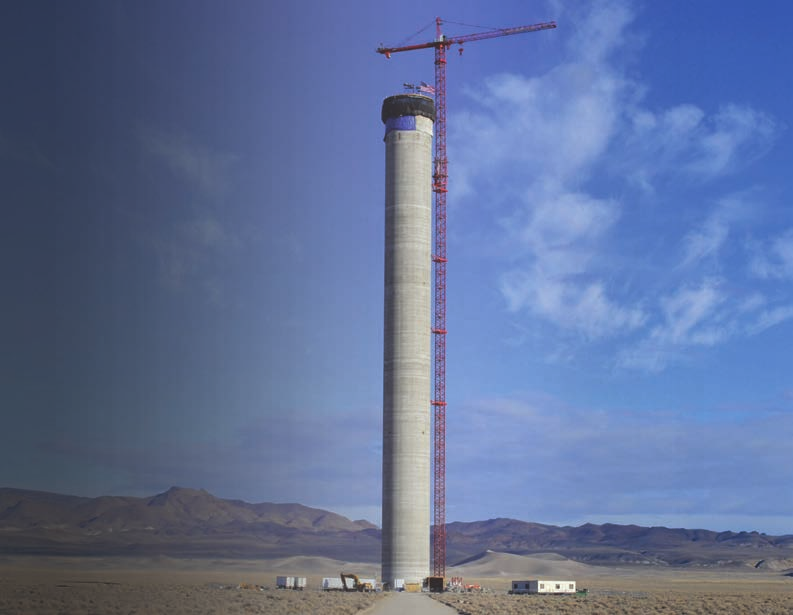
<box><xmin>376</xmin><ymin>21</ymin><xmax>556</xmax><ymax>55</ymax></box>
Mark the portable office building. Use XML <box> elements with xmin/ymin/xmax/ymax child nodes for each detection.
<box><xmin>511</xmin><ymin>580</ymin><xmax>576</xmax><ymax>594</ymax></box>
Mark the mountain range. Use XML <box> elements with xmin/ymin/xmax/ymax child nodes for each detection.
<box><xmin>2</xmin><ymin>486</ymin><xmax>792</xmax><ymax>570</ymax></box>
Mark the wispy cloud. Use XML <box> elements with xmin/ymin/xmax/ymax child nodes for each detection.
<box><xmin>499</xmin><ymin>186</ymin><xmax>646</xmax><ymax>338</ymax></box>
<box><xmin>448</xmin><ymin>393</ymin><xmax>793</xmax><ymax>531</ymax></box>
<box><xmin>622</xmin><ymin>104</ymin><xmax>778</xmax><ymax>190</ymax></box>
<box><xmin>451</xmin><ymin>0</ymin><xmax>784</xmax><ymax>370</ymax></box>
<box><xmin>680</xmin><ymin>193</ymin><xmax>753</xmax><ymax>268</ymax></box>
<box><xmin>138</xmin><ymin>125</ymin><xmax>238</xmax><ymax>199</ymax></box>
<box><xmin>656</xmin><ymin>279</ymin><xmax>726</xmax><ymax>346</ymax></box>
<box><xmin>43</xmin><ymin>388</ymin><xmax>793</xmax><ymax>532</ymax></box>
<box><xmin>137</xmin><ymin>124</ymin><xmax>244</xmax><ymax>302</ymax></box>
<box><xmin>618</xmin><ymin>278</ymin><xmax>728</xmax><ymax>371</ymax></box>
<box><xmin>749</xmin><ymin>228</ymin><xmax>793</xmax><ymax>280</ymax></box>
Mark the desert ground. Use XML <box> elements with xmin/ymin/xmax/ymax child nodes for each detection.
<box><xmin>1</xmin><ymin>554</ymin><xmax>792</xmax><ymax>614</ymax></box>
<box><xmin>432</xmin><ymin>571</ymin><xmax>793</xmax><ymax>615</ymax></box>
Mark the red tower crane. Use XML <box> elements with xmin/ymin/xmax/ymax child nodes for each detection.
<box><xmin>377</xmin><ymin>17</ymin><xmax>556</xmax><ymax>579</ymax></box>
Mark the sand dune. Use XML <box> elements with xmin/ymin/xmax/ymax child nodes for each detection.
<box><xmin>449</xmin><ymin>549</ymin><xmax>594</xmax><ymax>578</ymax></box>
<box><xmin>259</xmin><ymin>554</ymin><xmax>378</xmax><ymax>576</ymax></box>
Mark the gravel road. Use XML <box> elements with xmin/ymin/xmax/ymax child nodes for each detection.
<box><xmin>367</xmin><ymin>593</ymin><xmax>457</xmax><ymax>615</ymax></box>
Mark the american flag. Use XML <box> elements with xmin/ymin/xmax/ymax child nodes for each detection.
<box><xmin>418</xmin><ymin>81</ymin><xmax>436</xmax><ymax>95</ymax></box>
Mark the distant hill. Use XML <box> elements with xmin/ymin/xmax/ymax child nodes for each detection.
<box><xmin>2</xmin><ymin>487</ymin><xmax>792</xmax><ymax>570</ymax></box>
<box><xmin>446</xmin><ymin>518</ymin><xmax>793</xmax><ymax>569</ymax></box>
<box><xmin>0</xmin><ymin>486</ymin><xmax>380</xmax><ymax>560</ymax></box>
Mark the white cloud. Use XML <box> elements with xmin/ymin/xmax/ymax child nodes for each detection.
<box><xmin>690</xmin><ymin>105</ymin><xmax>778</xmax><ymax>177</ymax></box>
<box><xmin>138</xmin><ymin>125</ymin><xmax>238</xmax><ymax>199</ymax></box>
<box><xmin>137</xmin><ymin>124</ymin><xmax>244</xmax><ymax>301</ymax></box>
<box><xmin>449</xmin><ymin>394</ymin><xmax>793</xmax><ymax>529</ymax></box>
<box><xmin>501</xmin><ymin>269</ymin><xmax>645</xmax><ymax>339</ymax></box>
<box><xmin>679</xmin><ymin>192</ymin><xmax>757</xmax><ymax>271</ymax></box>
<box><xmin>746</xmin><ymin>304</ymin><xmax>793</xmax><ymax>336</ymax></box>
<box><xmin>563</xmin><ymin>0</ymin><xmax>636</xmax><ymax>64</ymax></box>
<box><xmin>450</xmin><ymin>1</ymin><xmax>783</xmax><ymax>369</ymax></box>
<box><xmin>450</xmin><ymin>3</ymin><xmax>652</xmax><ymax>346</ymax></box>
<box><xmin>499</xmin><ymin>185</ymin><xmax>646</xmax><ymax>338</ymax></box>
<box><xmin>622</xmin><ymin>104</ymin><xmax>778</xmax><ymax>190</ymax></box>
<box><xmin>620</xmin><ymin>272</ymin><xmax>793</xmax><ymax>371</ymax></box>
<box><xmin>519</xmin><ymin>189</ymin><xmax>620</xmax><ymax>257</ymax></box>
<box><xmin>150</xmin><ymin>213</ymin><xmax>242</xmax><ymax>298</ymax></box>
<box><xmin>655</xmin><ymin>279</ymin><xmax>726</xmax><ymax>345</ymax></box>
<box><xmin>681</xmin><ymin>214</ymin><xmax>730</xmax><ymax>268</ymax></box>
<box><xmin>617</xmin><ymin>279</ymin><xmax>728</xmax><ymax>371</ymax></box>
<box><xmin>750</xmin><ymin>228</ymin><xmax>793</xmax><ymax>279</ymax></box>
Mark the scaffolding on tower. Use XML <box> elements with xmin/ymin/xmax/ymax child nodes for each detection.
<box><xmin>377</xmin><ymin>16</ymin><xmax>556</xmax><ymax>579</ymax></box>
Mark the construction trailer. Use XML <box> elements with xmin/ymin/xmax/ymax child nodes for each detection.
<box><xmin>511</xmin><ymin>580</ymin><xmax>576</xmax><ymax>595</ymax></box>
<box><xmin>276</xmin><ymin>576</ymin><xmax>306</xmax><ymax>590</ymax></box>
<box><xmin>321</xmin><ymin>577</ymin><xmax>345</xmax><ymax>591</ymax></box>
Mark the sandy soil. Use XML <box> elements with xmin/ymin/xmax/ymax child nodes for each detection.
<box><xmin>433</xmin><ymin>569</ymin><xmax>793</xmax><ymax>615</ymax></box>
<box><xmin>1</xmin><ymin>556</ymin><xmax>791</xmax><ymax>615</ymax></box>
<box><xmin>0</xmin><ymin>557</ymin><xmax>385</xmax><ymax>615</ymax></box>
<box><xmin>433</xmin><ymin>590</ymin><xmax>793</xmax><ymax>615</ymax></box>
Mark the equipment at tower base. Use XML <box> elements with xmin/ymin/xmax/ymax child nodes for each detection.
<box><xmin>340</xmin><ymin>573</ymin><xmax>376</xmax><ymax>592</ymax></box>
<box><xmin>427</xmin><ymin>575</ymin><xmax>445</xmax><ymax>593</ymax></box>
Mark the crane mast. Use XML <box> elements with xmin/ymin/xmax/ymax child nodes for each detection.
<box><xmin>377</xmin><ymin>16</ymin><xmax>556</xmax><ymax>580</ymax></box>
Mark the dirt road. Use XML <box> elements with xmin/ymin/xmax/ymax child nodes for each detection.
<box><xmin>367</xmin><ymin>593</ymin><xmax>457</xmax><ymax>615</ymax></box>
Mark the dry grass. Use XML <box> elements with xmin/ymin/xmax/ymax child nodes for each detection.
<box><xmin>433</xmin><ymin>586</ymin><xmax>793</xmax><ymax>615</ymax></box>
<box><xmin>0</xmin><ymin>581</ymin><xmax>386</xmax><ymax>615</ymax></box>
<box><xmin>0</xmin><ymin>559</ymin><xmax>386</xmax><ymax>615</ymax></box>
<box><xmin>434</xmin><ymin>591</ymin><xmax>793</xmax><ymax>615</ymax></box>
<box><xmin>2</xmin><ymin>556</ymin><xmax>791</xmax><ymax>615</ymax></box>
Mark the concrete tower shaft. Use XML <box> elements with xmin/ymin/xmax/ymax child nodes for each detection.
<box><xmin>381</xmin><ymin>94</ymin><xmax>435</xmax><ymax>587</ymax></box>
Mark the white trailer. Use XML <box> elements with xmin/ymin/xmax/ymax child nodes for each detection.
<box><xmin>276</xmin><ymin>576</ymin><xmax>306</xmax><ymax>590</ymax></box>
<box><xmin>324</xmin><ymin>576</ymin><xmax>378</xmax><ymax>591</ymax></box>
<box><xmin>511</xmin><ymin>580</ymin><xmax>576</xmax><ymax>594</ymax></box>
<box><xmin>322</xmin><ymin>577</ymin><xmax>345</xmax><ymax>591</ymax></box>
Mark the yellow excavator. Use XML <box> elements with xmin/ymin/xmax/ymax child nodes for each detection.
<box><xmin>340</xmin><ymin>573</ymin><xmax>373</xmax><ymax>592</ymax></box>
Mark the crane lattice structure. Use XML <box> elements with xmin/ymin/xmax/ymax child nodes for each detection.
<box><xmin>377</xmin><ymin>17</ymin><xmax>556</xmax><ymax>579</ymax></box>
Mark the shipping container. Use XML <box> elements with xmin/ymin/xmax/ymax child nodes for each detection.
<box><xmin>276</xmin><ymin>576</ymin><xmax>306</xmax><ymax>590</ymax></box>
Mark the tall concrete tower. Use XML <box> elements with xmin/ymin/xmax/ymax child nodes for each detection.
<box><xmin>381</xmin><ymin>94</ymin><xmax>435</xmax><ymax>588</ymax></box>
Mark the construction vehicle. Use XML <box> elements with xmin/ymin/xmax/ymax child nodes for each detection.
<box><xmin>340</xmin><ymin>573</ymin><xmax>374</xmax><ymax>592</ymax></box>
<box><xmin>427</xmin><ymin>576</ymin><xmax>445</xmax><ymax>593</ymax></box>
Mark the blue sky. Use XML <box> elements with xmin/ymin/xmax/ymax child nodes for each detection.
<box><xmin>2</xmin><ymin>1</ymin><xmax>791</xmax><ymax>535</ymax></box>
